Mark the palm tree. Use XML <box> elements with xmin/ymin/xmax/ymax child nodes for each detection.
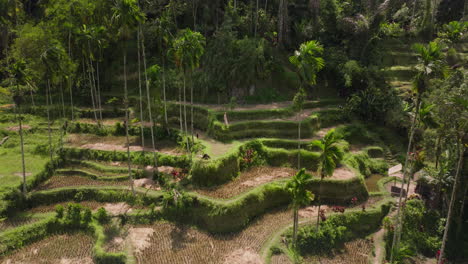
<box><xmin>292</xmin><ymin>88</ymin><xmax>306</xmax><ymax>169</ymax></box>
<box><xmin>438</xmin><ymin>134</ymin><xmax>465</xmax><ymax>264</ymax></box>
<box><xmin>154</xmin><ymin>12</ymin><xmax>173</xmax><ymax>127</ymax></box>
<box><xmin>289</xmin><ymin>40</ymin><xmax>324</xmax><ymax>168</ymax></box>
<box><xmin>40</xmin><ymin>44</ymin><xmax>63</xmax><ymax>164</ymax></box>
<box><xmin>390</xmin><ymin>41</ymin><xmax>447</xmax><ymax>262</ymax></box>
<box><xmin>9</xmin><ymin>59</ymin><xmax>28</xmax><ymax>195</ymax></box>
<box><xmin>170</xmin><ymin>29</ymin><xmax>206</xmax><ymax>150</ymax></box>
<box><xmin>112</xmin><ymin>0</ymin><xmax>144</xmax><ymax>195</ymax></box>
<box><xmin>289</xmin><ymin>40</ymin><xmax>325</xmax><ymax>98</ymax></box>
<box><xmin>310</xmin><ymin>129</ymin><xmax>344</xmax><ymax>230</ymax></box>
<box><xmin>141</xmin><ymin>38</ymin><xmax>159</xmax><ymax>180</ymax></box>
<box><xmin>137</xmin><ymin>23</ymin><xmax>145</xmax><ymax>152</ymax></box>
<box><xmin>79</xmin><ymin>25</ymin><xmax>99</xmax><ymax>124</ymax></box>
<box><xmin>285</xmin><ymin>169</ymin><xmax>314</xmax><ymax>248</ymax></box>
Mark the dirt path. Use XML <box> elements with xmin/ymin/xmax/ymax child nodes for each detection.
<box><xmin>372</xmin><ymin>228</ymin><xmax>386</xmax><ymax>264</ymax></box>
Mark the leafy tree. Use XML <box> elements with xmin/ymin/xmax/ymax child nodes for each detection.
<box><xmin>310</xmin><ymin>129</ymin><xmax>344</xmax><ymax>230</ymax></box>
<box><xmin>112</xmin><ymin>0</ymin><xmax>144</xmax><ymax>195</ymax></box>
<box><xmin>289</xmin><ymin>40</ymin><xmax>325</xmax><ymax>98</ymax></box>
<box><xmin>40</xmin><ymin>43</ymin><xmax>64</xmax><ymax>163</ymax></box>
<box><xmin>437</xmin><ymin>21</ymin><xmax>468</xmax><ymax>43</ymax></box>
<box><xmin>391</xmin><ymin>40</ymin><xmax>448</xmax><ymax>262</ymax></box>
<box><xmin>286</xmin><ymin>169</ymin><xmax>314</xmax><ymax>248</ymax></box>
<box><xmin>170</xmin><ymin>29</ymin><xmax>205</xmax><ymax>149</ymax></box>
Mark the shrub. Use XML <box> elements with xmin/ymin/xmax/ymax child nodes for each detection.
<box><xmin>296</xmin><ymin>221</ymin><xmax>347</xmax><ymax>254</ymax></box>
<box><xmin>95</xmin><ymin>208</ymin><xmax>110</xmax><ymax>224</ymax></box>
<box><xmin>294</xmin><ymin>202</ymin><xmax>391</xmax><ymax>255</ymax></box>
<box><xmin>191</xmin><ymin>152</ymin><xmax>240</xmax><ymax>186</ymax></box>
<box><xmin>55</xmin><ymin>205</ymin><xmax>64</xmax><ymax>219</ymax></box>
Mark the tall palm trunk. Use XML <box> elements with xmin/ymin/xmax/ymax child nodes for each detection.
<box><xmin>435</xmin><ymin>134</ymin><xmax>442</xmax><ymax>169</ymax></box>
<box><xmin>17</xmin><ymin>99</ymin><xmax>26</xmax><ymax>195</ymax></box>
<box><xmin>69</xmin><ymin>77</ymin><xmax>74</xmax><ymax>121</ymax></box>
<box><xmin>123</xmin><ymin>46</ymin><xmax>135</xmax><ymax>195</ymax></box>
<box><xmin>46</xmin><ymin>80</ymin><xmax>53</xmax><ymax>163</ymax></box>
<box><xmin>316</xmin><ymin>176</ymin><xmax>323</xmax><ymax>230</ymax></box>
<box><xmin>179</xmin><ymin>78</ymin><xmax>183</xmax><ymax>132</ymax></box>
<box><xmin>87</xmin><ymin>46</ymin><xmax>100</xmax><ymax>125</ymax></box>
<box><xmin>96</xmin><ymin>60</ymin><xmax>103</xmax><ymax>121</ymax></box>
<box><xmin>141</xmin><ymin>28</ymin><xmax>159</xmax><ymax>179</ymax></box>
<box><xmin>68</xmin><ymin>29</ymin><xmax>74</xmax><ymax>121</ymax></box>
<box><xmin>438</xmin><ymin>137</ymin><xmax>464</xmax><ymax>264</ymax></box>
<box><xmin>84</xmin><ymin>57</ymin><xmax>98</xmax><ymax>123</ymax></box>
<box><xmin>254</xmin><ymin>0</ymin><xmax>259</xmax><ymax>37</ymax></box>
<box><xmin>292</xmin><ymin>207</ymin><xmax>298</xmax><ymax>247</ymax></box>
<box><xmin>183</xmin><ymin>72</ymin><xmax>190</xmax><ymax>153</ymax></box>
<box><xmin>137</xmin><ymin>26</ymin><xmax>145</xmax><ymax>152</ymax></box>
<box><xmin>59</xmin><ymin>81</ymin><xmax>65</xmax><ymax>118</ymax></box>
<box><xmin>298</xmin><ymin>115</ymin><xmax>301</xmax><ymax>169</ymax></box>
<box><xmin>390</xmin><ymin>96</ymin><xmax>422</xmax><ymax>262</ymax></box>
<box><xmin>162</xmin><ymin>55</ymin><xmax>168</xmax><ymax>126</ymax></box>
<box><xmin>183</xmin><ymin>71</ymin><xmax>188</xmax><ymax>136</ymax></box>
<box><xmin>30</xmin><ymin>89</ymin><xmax>35</xmax><ymax>107</ymax></box>
<box><xmin>190</xmin><ymin>71</ymin><xmax>194</xmax><ymax>144</ymax></box>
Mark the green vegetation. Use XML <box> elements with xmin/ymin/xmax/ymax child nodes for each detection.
<box><xmin>0</xmin><ymin>0</ymin><xmax>466</xmax><ymax>263</ymax></box>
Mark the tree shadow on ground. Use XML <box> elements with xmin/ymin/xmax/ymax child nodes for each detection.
<box><xmin>170</xmin><ymin>223</ymin><xmax>196</xmax><ymax>250</ymax></box>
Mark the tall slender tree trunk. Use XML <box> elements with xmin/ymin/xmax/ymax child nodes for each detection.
<box><xmin>438</xmin><ymin>137</ymin><xmax>464</xmax><ymax>264</ymax></box>
<box><xmin>84</xmin><ymin>57</ymin><xmax>98</xmax><ymax>123</ymax></box>
<box><xmin>254</xmin><ymin>0</ymin><xmax>259</xmax><ymax>37</ymax></box>
<box><xmin>137</xmin><ymin>26</ymin><xmax>145</xmax><ymax>152</ymax></box>
<box><xmin>190</xmin><ymin>71</ymin><xmax>194</xmax><ymax>144</ymax></box>
<box><xmin>390</xmin><ymin>96</ymin><xmax>422</xmax><ymax>262</ymax></box>
<box><xmin>141</xmin><ymin>27</ymin><xmax>159</xmax><ymax>179</ymax></box>
<box><xmin>316</xmin><ymin>177</ymin><xmax>323</xmax><ymax>230</ymax></box>
<box><xmin>179</xmin><ymin>77</ymin><xmax>183</xmax><ymax>132</ymax></box>
<box><xmin>183</xmin><ymin>72</ymin><xmax>188</xmax><ymax>136</ymax></box>
<box><xmin>60</xmin><ymin>81</ymin><xmax>65</xmax><ymax>119</ymax></box>
<box><xmin>17</xmin><ymin>101</ymin><xmax>26</xmax><ymax>195</ymax></box>
<box><xmin>46</xmin><ymin>80</ymin><xmax>53</xmax><ymax>163</ymax></box>
<box><xmin>30</xmin><ymin>89</ymin><xmax>35</xmax><ymax>107</ymax></box>
<box><xmin>96</xmin><ymin>60</ymin><xmax>103</xmax><ymax>121</ymax></box>
<box><xmin>162</xmin><ymin>56</ymin><xmax>168</xmax><ymax>126</ymax></box>
<box><xmin>183</xmin><ymin>72</ymin><xmax>190</xmax><ymax>153</ymax></box>
<box><xmin>435</xmin><ymin>134</ymin><xmax>442</xmax><ymax>169</ymax></box>
<box><xmin>278</xmin><ymin>0</ymin><xmax>288</xmax><ymax>47</ymax></box>
<box><xmin>193</xmin><ymin>0</ymin><xmax>198</xmax><ymax>30</ymax></box>
<box><xmin>298</xmin><ymin>116</ymin><xmax>301</xmax><ymax>169</ymax></box>
<box><xmin>265</xmin><ymin>0</ymin><xmax>268</xmax><ymax>11</ymax></box>
<box><xmin>123</xmin><ymin>47</ymin><xmax>135</xmax><ymax>195</ymax></box>
<box><xmin>68</xmin><ymin>29</ymin><xmax>74</xmax><ymax>121</ymax></box>
<box><xmin>88</xmin><ymin>49</ymin><xmax>100</xmax><ymax>125</ymax></box>
<box><xmin>292</xmin><ymin>208</ymin><xmax>298</xmax><ymax>247</ymax></box>
<box><xmin>69</xmin><ymin>77</ymin><xmax>74</xmax><ymax>121</ymax></box>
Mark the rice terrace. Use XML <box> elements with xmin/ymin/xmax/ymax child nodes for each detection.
<box><xmin>0</xmin><ymin>0</ymin><xmax>467</xmax><ymax>263</ymax></box>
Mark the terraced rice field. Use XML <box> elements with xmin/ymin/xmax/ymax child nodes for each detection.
<box><xmin>35</xmin><ymin>175</ymin><xmax>131</xmax><ymax>190</ymax></box>
<box><xmin>304</xmin><ymin>238</ymin><xmax>373</xmax><ymax>264</ymax></box>
<box><xmin>0</xmin><ymin>233</ymin><xmax>95</xmax><ymax>264</ymax></box>
<box><xmin>191</xmin><ymin>166</ymin><xmax>296</xmax><ymax>199</ymax></box>
<box><xmin>136</xmin><ymin>208</ymin><xmax>293</xmax><ymax>264</ymax></box>
<box><xmin>0</xmin><ymin>215</ymin><xmax>43</xmax><ymax>232</ymax></box>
